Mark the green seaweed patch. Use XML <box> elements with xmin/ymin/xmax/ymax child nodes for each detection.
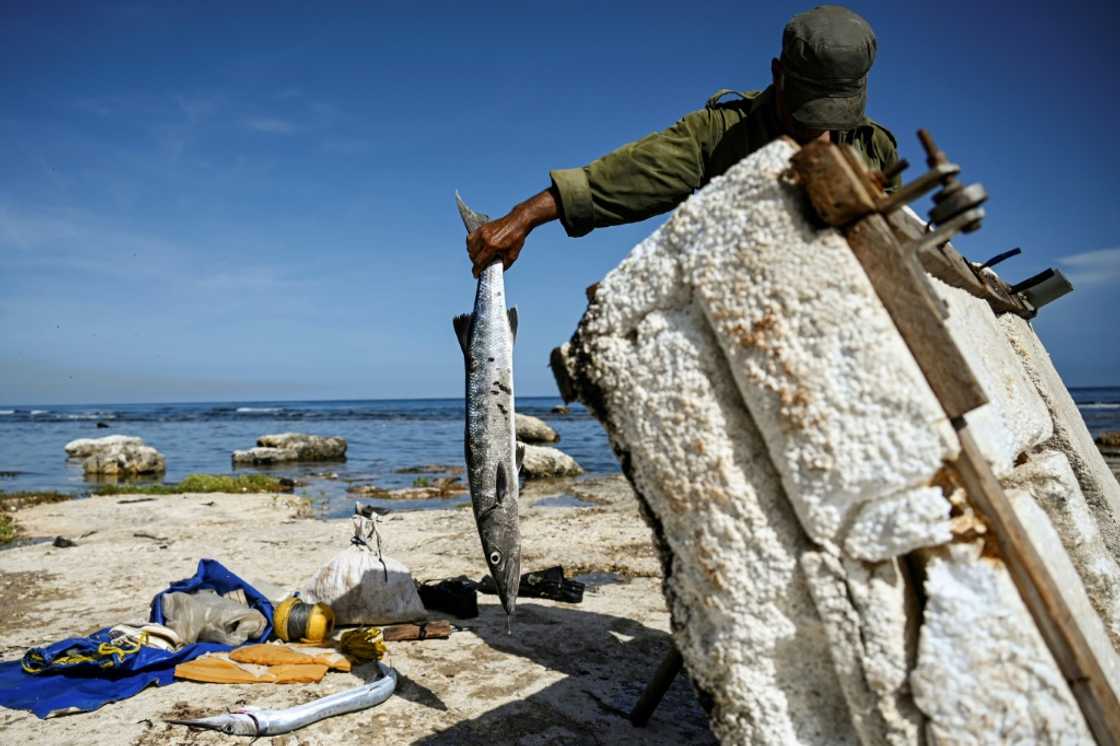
<box><xmin>348</xmin><ymin>476</ymin><xmax>467</xmax><ymax>499</ymax></box>
<box><xmin>94</xmin><ymin>473</ymin><xmax>293</xmax><ymax>496</ymax></box>
<box><xmin>395</xmin><ymin>464</ymin><xmax>465</xmax><ymax>476</ymax></box>
<box><xmin>0</xmin><ymin>513</ymin><xmax>16</xmax><ymax>543</ymax></box>
<box><xmin>0</xmin><ymin>490</ymin><xmax>74</xmax><ymax>510</ymax></box>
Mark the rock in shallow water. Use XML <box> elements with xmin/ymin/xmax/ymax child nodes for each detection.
<box><xmin>82</xmin><ymin>443</ymin><xmax>166</xmax><ymax>477</ymax></box>
<box><xmin>515</xmin><ymin>413</ymin><xmax>560</xmax><ymax>443</ymax></box>
<box><xmin>64</xmin><ymin>435</ymin><xmax>144</xmax><ymax>458</ymax></box>
<box><xmin>1097</xmin><ymin>432</ymin><xmax>1120</xmax><ymax>449</ymax></box>
<box><xmin>65</xmin><ymin>435</ymin><xmax>166</xmax><ymax>477</ymax></box>
<box><xmin>518</xmin><ymin>443</ymin><xmax>582</xmax><ymax>480</ymax></box>
<box><xmin>232</xmin><ymin>433</ymin><xmax>347</xmax><ymax>464</ymax></box>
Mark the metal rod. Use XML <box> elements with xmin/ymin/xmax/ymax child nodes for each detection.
<box><xmin>629</xmin><ymin>647</ymin><xmax>684</xmax><ymax>727</ymax></box>
<box><xmin>875</xmin><ymin>162</ymin><xmax>960</xmax><ymax>215</ymax></box>
<box><xmin>979</xmin><ymin>247</ymin><xmax>1022</xmax><ymax>270</ymax></box>
<box><xmin>904</xmin><ymin>207</ymin><xmax>986</xmax><ymax>257</ymax></box>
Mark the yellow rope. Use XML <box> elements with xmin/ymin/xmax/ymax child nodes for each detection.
<box><xmin>338</xmin><ymin>627</ymin><xmax>386</xmax><ymax>662</ymax></box>
<box><xmin>23</xmin><ymin>631</ymin><xmax>148</xmax><ymax>673</ymax></box>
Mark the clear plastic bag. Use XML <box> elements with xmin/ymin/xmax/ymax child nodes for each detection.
<box><xmin>161</xmin><ymin>589</ymin><xmax>267</xmax><ymax>646</ymax></box>
<box><xmin>300</xmin><ymin>509</ymin><xmax>426</xmax><ymax>625</ymax></box>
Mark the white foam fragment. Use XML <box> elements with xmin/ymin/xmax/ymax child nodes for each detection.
<box><xmin>911</xmin><ymin>542</ymin><xmax>1092</xmax><ymax>743</ymax></box>
<box><xmin>843</xmin><ymin>486</ymin><xmax>953</xmax><ymax>561</ymax></box>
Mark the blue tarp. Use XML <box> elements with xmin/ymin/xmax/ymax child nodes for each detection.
<box><xmin>0</xmin><ymin>558</ymin><xmax>273</xmax><ymax>718</ymax></box>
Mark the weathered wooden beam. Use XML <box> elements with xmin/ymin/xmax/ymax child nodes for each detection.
<box><xmin>885</xmin><ymin>209</ymin><xmax>1034</xmax><ymax>318</ymax></box>
<box><xmin>789</xmin><ymin>142</ymin><xmax>877</xmax><ymax>226</ymax></box>
<box><xmin>791</xmin><ymin>140</ymin><xmax>1034</xmax><ymax>319</ymax></box>
<box><xmin>381</xmin><ymin>620</ymin><xmax>452</xmax><ymax>641</ymax></box>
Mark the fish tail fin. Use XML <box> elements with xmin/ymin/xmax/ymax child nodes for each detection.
<box><xmin>507</xmin><ymin>307</ymin><xmax>518</xmax><ymax>343</ymax></box>
<box><xmin>452</xmin><ymin>314</ymin><xmax>472</xmax><ymax>353</ymax></box>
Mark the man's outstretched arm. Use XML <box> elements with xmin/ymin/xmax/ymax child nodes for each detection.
<box><xmin>466</xmin><ymin>107</ymin><xmax>734</xmax><ymax>276</ymax></box>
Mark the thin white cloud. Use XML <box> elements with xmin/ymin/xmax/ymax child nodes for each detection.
<box><xmin>1057</xmin><ymin>247</ymin><xmax>1120</xmax><ymax>287</ymax></box>
<box><xmin>243</xmin><ymin>117</ymin><xmax>297</xmax><ymax>134</ymax></box>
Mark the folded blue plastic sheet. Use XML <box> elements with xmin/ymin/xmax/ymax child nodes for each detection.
<box><xmin>0</xmin><ymin>558</ymin><xmax>274</xmax><ymax>718</ymax></box>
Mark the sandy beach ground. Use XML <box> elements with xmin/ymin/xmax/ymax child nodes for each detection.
<box><xmin>0</xmin><ymin>476</ymin><xmax>714</xmax><ymax>745</ymax></box>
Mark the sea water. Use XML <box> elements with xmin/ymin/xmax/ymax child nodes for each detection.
<box><xmin>0</xmin><ymin>397</ymin><xmax>615</xmax><ymax>516</ymax></box>
<box><xmin>1</xmin><ymin>389</ymin><xmax>1116</xmax><ymax>517</ymax></box>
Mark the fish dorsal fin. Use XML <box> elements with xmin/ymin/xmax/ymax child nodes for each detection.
<box><xmin>507</xmin><ymin>306</ymin><xmax>518</xmax><ymax>343</ymax></box>
<box><xmin>495</xmin><ymin>462</ymin><xmax>507</xmax><ymax>505</ymax></box>
<box><xmin>452</xmin><ymin>314</ymin><xmax>472</xmax><ymax>353</ymax></box>
<box><xmin>516</xmin><ymin>443</ymin><xmax>525</xmax><ymax>473</ymax></box>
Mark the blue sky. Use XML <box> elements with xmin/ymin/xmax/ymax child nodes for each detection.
<box><xmin>2</xmin><ymin>1</ymin><xmax>1117</xmax><ymax>404</ymax></box>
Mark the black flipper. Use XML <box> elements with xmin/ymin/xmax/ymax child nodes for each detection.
<box><xmin>452</xmin><ymin>314</ymin><xmax>472</xmax><ymax>354</ymax></box>
<box><xmin>516</xmin><ymin>443</ymin><xmax>525</xmax><ymax>473</ymax></box>
<box><xmin>495</xmin><ymin>462</ymin><xmax>507</xmax><ymax>505</ymax></box>
<box><xmin>507</xmin><ymin>307</ymin><xmax>518</xmax><ymax>343</ymax></box>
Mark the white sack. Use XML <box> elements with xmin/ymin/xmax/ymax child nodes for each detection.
<box><xmin>300</xmin><ymin>511</ymin><xmax>426</xmax><ymax>625</ymax></box>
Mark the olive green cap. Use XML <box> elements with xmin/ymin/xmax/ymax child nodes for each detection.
<box><xmin>781</xmin><ymin>5</ymin><xmax>876</xmax><ymax>130</ymax></box>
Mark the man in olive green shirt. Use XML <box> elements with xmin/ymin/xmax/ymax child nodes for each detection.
<box><xmin>467</xmin><ymin>5</ymin><xmax>901</xmax><ymax>276</ymax></box>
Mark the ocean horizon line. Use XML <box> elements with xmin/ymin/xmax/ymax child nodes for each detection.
<box><xmin>0</xmin><ymin>394</ymin><xmax>571</xmax><ymax>410</ymax></box>
<box><xmin>4</xmin><ymin>386</ymin><xmax>1118</xmax><ymax>411</ymax></box>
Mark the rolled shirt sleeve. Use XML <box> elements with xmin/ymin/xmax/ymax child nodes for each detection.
<box><xmin>550</xmin><ymin>108</ymin><xmax>730</xmax><ymax>237</ymax></box>
<box><xmin>549</xmin><ymin>167</ymin><xmax>595</xmax><ymax>238</ymax></box>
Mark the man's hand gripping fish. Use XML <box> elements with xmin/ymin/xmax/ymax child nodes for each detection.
<box><xmin>453</xmin><ymin>193</ymin><xmax>523</xmax><ymax>632</ymax></box>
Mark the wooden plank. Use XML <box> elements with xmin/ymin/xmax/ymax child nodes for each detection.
<box><xmin>953</xmin><ymin>425</ymin><xmax>1120</xmax><ymax>745</ymax></box>
<box><xmin>789</xmin><ymin>142</ymin><xmax>877</xmax><ymax>226</ymax></box>
<box><xmin>844</xmin><ymin>214</ymin><xmax>988</xmax><ymax>419</ymax></box>
<box><xmin>884</xmin><ymin>209</ymin><xmax>1033</xmax><ymax>318</ymax></box>
<box><xmin>381</xmin><ymin>620</ymin><xmax>452</xmax><ymax>641</ymax></box>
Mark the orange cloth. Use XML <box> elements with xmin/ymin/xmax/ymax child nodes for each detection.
<box><xmin>231</xmin><ymin>644</ymin><xmax>350</xmax><ymax>672</ymax></box>
<box><xmin>174</xmin><ymin>650</ymin><xmax>334</xmax><ymax>684</ymax></box>
<box><xmin>175</xmin><ymin>656</ymin><xmax>266</xmax><ymax>685</ymax></box>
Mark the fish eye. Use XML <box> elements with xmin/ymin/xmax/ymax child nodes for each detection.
<box><xmin>489</xmin><ymin>550</ymin><xmax>502</xmax><ymax>565</ymax></box>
